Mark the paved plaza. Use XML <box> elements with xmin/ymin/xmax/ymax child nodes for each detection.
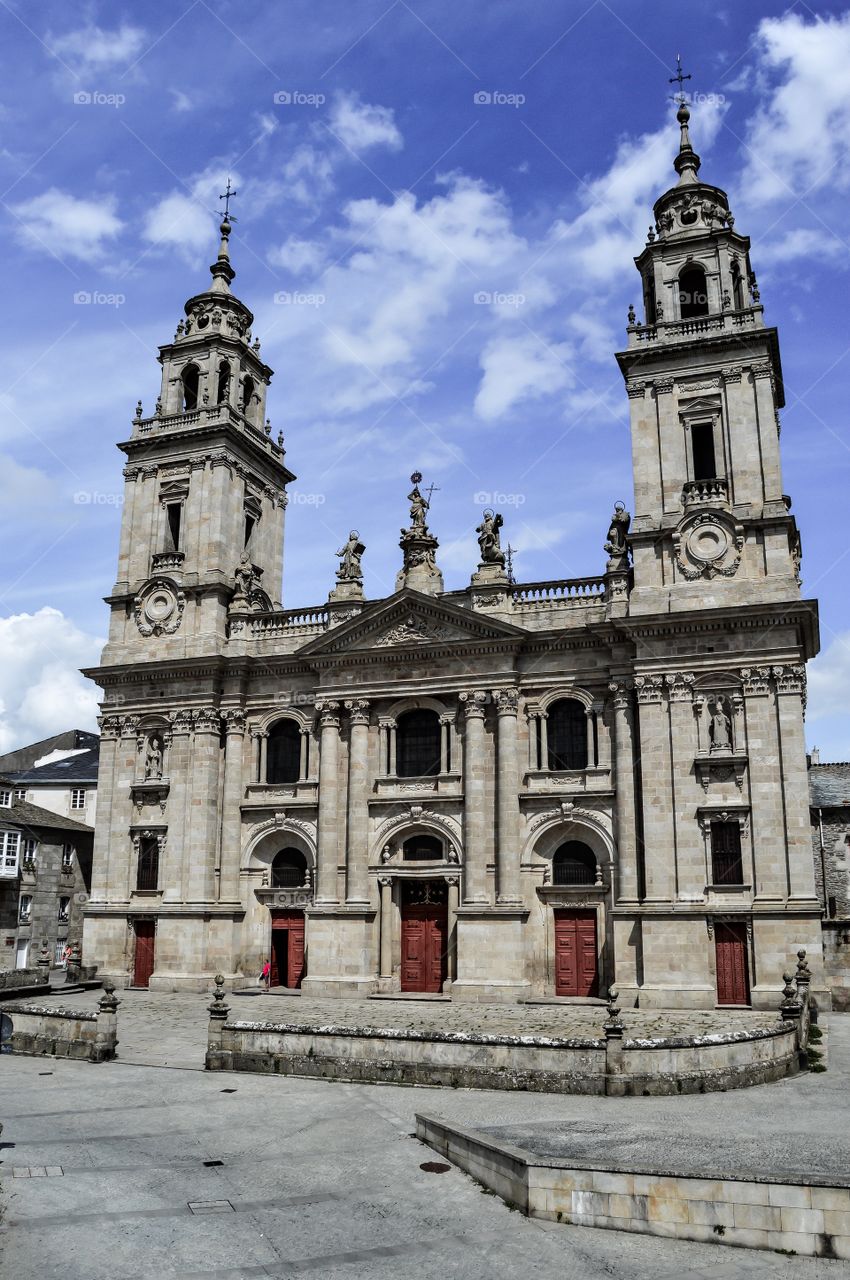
<box><xmin>0</xmin><ymin>991</ymin><xmax>848</xmax><ymax>1279</ymax></box>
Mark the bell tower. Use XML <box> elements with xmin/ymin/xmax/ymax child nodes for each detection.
<box><xmin>617</xmin><ymin>99</ymin><xmax>801</xmax><ymax>613</ymax></box>
<box><xmin>102</xmin><ymin>206</ymin><xmax>295</xmax><ymax>664</ymax></box>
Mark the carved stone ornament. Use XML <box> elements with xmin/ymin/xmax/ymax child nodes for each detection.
<box><xmin>665</xmin><ymin>672</ymin><xmax>695</xmax><ymax>703</ymax></box>
<box><xmin>607</xmin><ymin>679</ymin><xmax>633</xmax><ymax>710</ymax></box>
<box><xmin>493</xmin><ymin>688</ymin><xmax>519</xmax><ymax>715</ymax></box>
<box><xmin>635</xmin><ymin>674</ymin><xmax>664</xmax><ymax>705</ymax></box>
<box><xmin>374</xmin><ymin>615</ymin><xmax>451</xmax><ymax>647</ymax></box>
<box><xmin>672</xmin><ymin>511</ymin><xmax>743</xmax><ymax>581</ymax></box>
<box><xmin>459</xmin><ymin>689</ymin><xmax>488</xmax><ymax>719</ymax></box>
<box><xmin>134</xmin><ymin>578</ymin><xmax>185</xmax><ymax>637</ymax></box>
<box><xmin>345</xmin><ymin>698</ymin><xmax>370</xmax><ymax>725</ymax></box>
<box><xmin>772</xmin><ymin>664</ymin><xmax>806</xmax><ymax>697</ymax></box>
<box><xmin>740</xmin><ymin>666</ymin><xmax>772</xmax><ymax>696</ymax></box>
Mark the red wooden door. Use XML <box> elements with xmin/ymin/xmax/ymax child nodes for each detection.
<box><xmin>554</xmin><ymin>910</ymin><xmax>598</xmax><ymax>997</ymax></box>
<box><xmin>401</xmin><ymin>905</ymin><xmax>447</xmax><ymax>992</ymax></box>
<box><xmin>270</xmin><ymin>911</ymin><xmax>305</xmax><ymax>988</ymax></box>
<box><xmin>133</xmin><ymin>920</ymin><xmax>155</xmax><ymax>988</ymax></box>
<box><xmin>715</xmin><ymin>922</ymin><xmax>750</xmax><ymax>1005</ymax></box>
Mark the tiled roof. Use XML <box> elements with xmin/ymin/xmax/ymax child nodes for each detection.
<box><xmin>0</xmin><ymin>798</ymin><xmax>94</xmax><ymax>835</ymax></box>
<box><xmin>4</xmin><ymin>745</ymin><xmax>100</xmax><ymax>785</ymax></box>
<box><xmin>809</xmin><ymin>763</ymin><xmax>850</xmax><ymax>808</ymax></box>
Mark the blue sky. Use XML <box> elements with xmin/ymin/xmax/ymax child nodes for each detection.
<box><xmin>1</xmin><ymin>0</ymin><xmax>850</xmax><ymax>758</ymax></box>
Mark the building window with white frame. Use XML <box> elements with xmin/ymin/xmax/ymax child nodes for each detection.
<box><xmin>58</xmin><ymin>896</ymin><xmax>71</xmax><ymax>923</ymax></box>
<box><xmin>0</xmin><ymin>829</ymin><xmax>20</xmax><ymax>876</ymax></box>
<box><xmin>62</xmin><ymin>843</ymin><xmax>75</xmax><ymax>870</ymax></box>
<box><xmin>19</xmin><ymin>893</ymin><xmax>32</xmax><ymax>923</ymax></box>
<box><xmin>70</xmin><ymin>788</ymin><xmax>86</xmax><ymax>810</ymax></box>
<box><xmin>14</xmin><ymin>788</ymin><xmax>26</xmax><ymax>802</ymax></box>
<box><xmin>0</xmin><ymin>789</ymin><xmax>12</xmax><ymax>807</ymax></box>
<box><xmin>21</xmin><ymin>837</ymin><xmax>37</xmax><ymax>867</ymax></box>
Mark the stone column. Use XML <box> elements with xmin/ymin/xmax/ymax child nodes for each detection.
<box><xmin>379</xmin><ymin>876</ymin><xmax>393</xmax><ymax>978</ymax></box>
<box><xmin>187</xmin><ymin>707</ymin><xmax>221</xmax><ymax>902</ymax></box>
<box><xmin>447</xmin><ymin>876</ymin><xmax>459</xmax><ymax>981</ymax></box>
<box><xmin>163</xmin><ymin>710</ymin><xmax>193</xmax><ymax>902</ymax></box>
<box><xmin>609</xmin><ymin>681</ymin><xmax>639</xmax><ymax>904</ymax></box>
<box><xmin>299</xmin><ymin>728</ymin><xmax>309</xmax><ymax>781</ymax></box>
<box><xmin>219</xmin><ymin>709</ymin><xmax>246</xmax><ymax>902</ymax></box>
<box><xmin>89</xmin><ymin>716</ymin><xmax>121</xmax><ymax>902</ymax></box>
<box><xmin>315</xmin><ymin>700</ymin><xmax>341</xmax><ymax>904</ymax></box>
<box><xmin>258</xmin><ymin>733</ymin><xmax>268</xmax><ymax>784</ymax></box>
<box><xmin>526</xmin><ymin>708</ymin><xmax>538</xmax><ymax>770</ymax></box>
<box><xmin>249</xmin><ymin>727</ymin><xmax>261</xmax><ymax>782</ymax></box>
<box><xmin>460</xmin><ymin>690</ymin><xmax>489</xmax><ymax>903</ymax></box>
<box><xmin>388</xmin><ymin>722</ymin><xmax>398</xmax><ymax>775</ymax></box>
<box><xmin>635</xmin><ymin>676</ymin><xmax>675</xmax><ymax>901</ymax></box>
<box><xmin>665</xmin><ymin>672</ymin><xmax>701</xmax><ymax>898</ymax></box>
<box><xmin>344</xmin><ymin>698</ymin><xmax>370</xmax><ymax>905</ymax></box>
<box><xmin>774</xmin><ymin>664</ymin><xmax>818</xmax><ymax>902</ymax></box>
<box><xmin>539</xmin><ymin>712</ymin><xmax>549</xmax><ymax>770</ymax></box>
<box><xmin>741</xmin><ymin>666</ymin><xmax>786</xmax><ymax>901</ymax></box>
<box><xmin>439</xmin><ymin>716</ymin><xmax>451</xmax><ymax>774</ymax></box>
<box><xmin>493</xmin><ymin>688</ymin><xmax>521</xmax><ymax>904</ymax></box>
<box><xmin>585</xmin><ymin>707</ymin><xmax>596</xmax><ymax>768</ymax></box>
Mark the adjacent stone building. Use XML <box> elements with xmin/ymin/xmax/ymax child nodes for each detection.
<box><xmin>0</xmin><ymin>729</ymin><xmax>100</xmax><ymax>827</ymax></box>
<box><xmin>809</xmin><ymin>759</ymin><xmax>850</xmax><ymax>1009</ymax></box>
<box><xmin>0</xmin><ymin>789</ymin><xmax>93</xmax><ymax>971</ymax></box>
<box><xmin>83</xmin><ymin>101</ymin><xmax>823</xmax><ymax>1008</ymax></box>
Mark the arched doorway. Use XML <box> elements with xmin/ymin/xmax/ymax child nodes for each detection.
<box><xmin>400</xmin><ymin>880</ymin><xmax>448</xmax><ymax>993</ymax></box>
<box><xmin>269</xmin><ymin>848</ymin><xmax>308</xmax><ymax>988</ymax></box>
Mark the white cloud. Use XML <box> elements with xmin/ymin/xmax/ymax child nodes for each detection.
<box><xmin>806</xmin><ymin>632</ymin><xmax>850</xmax><ymax>761</ymax></box>
<box><xmin>50</xmin><ymin>23</ymin><xmax>147</xmax><ymax>70</ymax></box>
<box><xmin>269</xmin><ymin>236</ymin><xmax>326</xmax><ymax>274</ymax></box>
<box><xmin>143</xmin><ymin>192</ymin><xmax>215</xmax><ymax>258</ymax></box>
<box><xmin>9</xmin><ymin>188</ymin><xmax>122</xmax><ymax>262</ymax></box>
<box><xmin>743</xmin><ymin>12</ymin><xmax>850</xmax><ymax>202</ymax></box>
<box><xmin>281</xmin><ymin>145</ymin><xmax>335</xmax><ymax>208</ymax></box>
<box><xmin>475</xmin><ymin>334</ymin><xmax>573</xmax><ymax>421</ymax></box>
<box><xmin>0</xmin><ymin>609</ymin><xmax>102</xmax><ymax>754</ymax></box>
<box><xmin>169</xmin><ymin>89</ymin><xmax>194</xmax><ymax>113</ymax></box>
<box><xmin>754</xmin><ymin>227</ymin><xmax>846</xmax><ymax>269</ymax></box>
<box><xmin>329</xmin><ymin>93</ymin><xmax>403</xmax><ymax>153</ymax></box>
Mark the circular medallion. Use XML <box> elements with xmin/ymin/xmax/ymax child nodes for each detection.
<box><xmin>686</xmin><ymin>520</ymin><xmax>729</xmax><ymax>563</ymax></box>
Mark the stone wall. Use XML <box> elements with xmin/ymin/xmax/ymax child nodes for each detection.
<box><xmin>822</xmin><ymin>921</ymin><xmax>850</xmax><ymax>1012</ymax></box>
<box><xmin>0</xmin><ymin>988</ymin><xmax>118</xmax><ymax>1061</ymax></box>
<box><xmin>416</xmin><ymin>1114</ymin><xmax>850</xmax><ymax>1260</ymax></box>
<box><xmin>812</xmin><ymin>808</ymin><xmax>850</xmax><ymax>917</ymax></box>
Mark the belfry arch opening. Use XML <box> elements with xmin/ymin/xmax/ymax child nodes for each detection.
<box><xmin>678</xmin><ymin>265</ymin><xmax>709</xmax><ymax>319</ymax></box>
<box><xmin>397</xmin><ymin>709</ymin><xmax>441</xmax><ymax>777</ymax></box>
<box><xmin>552</xmin><ymin>841</ymin><xmax>597</xmax><ymax>886</ymax></box>
<box><xmin>181</xmin><ymin>364</ymin><xmax>200</xmax><ymax>411</ymax></box>
<box><xmin>266</xmin><ymin>719</ymin><xmax>300</xmax><ymax>784</ymax></box>
<box><xmin>216</xmin><ymin>360</ymin><xmax>231</xmax><ymax>405</ymax></box>
<box><xmin>271</xmin><ymin>847</ymin><xmax>308</xmax><ymax>888</ymax></box>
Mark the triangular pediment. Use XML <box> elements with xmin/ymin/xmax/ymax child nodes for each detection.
<box><xmin>678</xmin><ymin>394</ymin><xmax>721</xmax><ymax>413</ymax></box>
<box><xmin>298</xmin><ymin>588</ymin><xmax>525</xmax><ymax>658</ymax></box>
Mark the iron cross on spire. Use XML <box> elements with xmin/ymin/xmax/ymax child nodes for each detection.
<box><xmin>668</xmin><ymin>54</ymin><xmax>692</xmax><ymax>104</ymax></box>
<box><xmin>219</xmin><ymin>177</ymin><xmax>238</xmax><ymax>221</ymax></box>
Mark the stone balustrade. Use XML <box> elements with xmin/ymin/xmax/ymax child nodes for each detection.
<box><xmin>682</xmin><ymin>477</ymin><xmax>729</xmax><ymax>507</ymax></box>
<box><xmin>626</xmin><ymin>306</ymin><xmax>763</xmax><ymax>348</ymax></box>
<box><xmin>248</xmin><ymin>606</ymin><xmax>330</xmax><ymax>636</ymax></box>
<box><xmin>512</xmin><ymin>577</ymin><xmax>606</xmax><ymax>608</ymax></box>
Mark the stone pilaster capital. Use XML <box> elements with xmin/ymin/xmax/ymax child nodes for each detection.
<box><xmin>171</xmin><ymin>708</ymin><xmax>195</xmax><ymax>734</ymax></box>
<box><xmin>664</xmin><ymin>671</ymin><xmax>695</xmax><ymax>703</ymax></box>
<box><xmin>740</xmin><ymin>666</ymin><xmax>772</xmax><ymax>696</ymax></box>
<box><xmin>721</xmin><ymin>365</ymin><xmax>743</xmax><ymax>384</ymax></box>
<box><xmin>607</xmin><ymin>679</ymin><xmax>633</xmax><ymax>710</ymax></box>
<box><xmin>316</xmin><ymin>699</ymin><xmax>341</xmax><ymax>730</ymax></box>
<box><xmin>446</xmin><ymin>875</ymin><xmax>460</xmax><ymax>887</ymax></box>
<box><xmin>459</xmin><ymin>689</ymin><xmax>488</xmax><ymax>720</ymax></box>
<box><xmin>772</xmin><ymin>664</ymin><xmax>807</xmax><ymax>697</ymax></box>
<box><xmin>492</xmin><ymin>687</ymin><xmax>519</xmax><ymax>717</ymax></box>
<box><xmin>345</xmin><ymin>698</ymin><xmax>371</xmax><ymax>726</ymax></box>
<box><xmin>653</xmin><ymin>376</ymin><xmax>674</xmax><ymax>394</ymax></box>
<box><xmin>625</xmin><ymin>379</ymin><xmax>646</xmax><ymax>399</ymax></box>
<box><xmin>378</xmin><ymin>875</ymin><xmax>392</xmax><ymax>887</ymax></box>
<box><xmin>98</xmin><ymin>714</ymin><xmax>123</xmax><ymax>740</ymax></box>
<box><xmin>194</xmin><ymin>706</ymin><xmax>222</xmax><ymax>734</ymax></box>
<box><xmin>119</xmin><ymin>715</ymin><xmax>140</xmax><ymax>738</ymax></box>
<box><xmin>223</xmin><ymin>708</ymin><xmax>247</xmax><ymax>734</ymax></box>
<box><xmin>634</xmin><ymin>674</ymin><xmax>664</xmax><ymax>705</ymax></box>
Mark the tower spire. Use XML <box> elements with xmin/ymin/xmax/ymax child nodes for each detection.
<box><xmin>668</xmin><ymin>56</ymin><xmax>700</xmax><ymax>185</ymax></box>
<box><xmin>210</xmin><ymin>178</ymin><xmax>238</xmax><ymax>294</ymax></box>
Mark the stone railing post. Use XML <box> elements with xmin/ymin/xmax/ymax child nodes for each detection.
<box><xmin>94</xmin><ymin>979</ymin><xmax>119</xmax><ymax>1062</ymax></box>
<box><xmin>205</xmin><ymin>973</ymin><xmax>231</xmax><ymax>1071</ymax></box>
<box><xmin>603</xmin><ymin>987</ymin><xmax>626</xmax><ymax>1096</ymax></box>
<box><xmin>779</xmin><ymin>971</ymin><xmax>802</xmax><ymax>1025</ymax></box>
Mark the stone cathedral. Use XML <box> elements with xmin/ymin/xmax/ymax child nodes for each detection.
<box><xmin>84</xmin><ymin>101</ymin><xmax>824</xmax><ymax>1009</ymax></box>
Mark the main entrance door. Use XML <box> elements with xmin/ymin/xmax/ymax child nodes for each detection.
<box><xmin>270</xmin><ymin>910</ymin><xmax>305</xmax><ymax>988</ymax></box>
<box><xmin>400</xmin><ymin>882</ymin><xmax>448</xmax><ymax>993</ymax></box>
<box><xmin>715</xmin><ymin>921</ymin><xmax>750</xmax><ymax>1005</ymax></box>
<box><xmin>132</xmin><ymin>920</ymin><xmax>155</xmax><ymax>987</ymax></box>
<box><xmin>554</xmin><ymin>909</ymin><xmax>598</xmax><ymax>997</ymax></box>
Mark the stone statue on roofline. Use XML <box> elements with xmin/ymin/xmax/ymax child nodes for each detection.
<box><xmin>476</xmin><ymin>509</ymin><xmax>506</xmax><ymax>566</ymax></box>
<box><xmin>336</xmin><ymin>530</ymin><xmax>365</xmax><ymax>583</ymax></box>
<box><xmin>604</xmin><ymin>502</ymin><xmax>631</xmax><ymax>569</ymax></box>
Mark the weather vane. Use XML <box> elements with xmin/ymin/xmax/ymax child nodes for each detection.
<box><xmin>219</xmin><ymin>177</ymin><xmax>238</xmax><ymax>221</ymax></box>
<box><xmin>668</xmin><ymin>54</ymin><xmax>692</xmax><ymax>104</ymax></box>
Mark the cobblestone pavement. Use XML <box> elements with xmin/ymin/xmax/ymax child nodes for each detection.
<box><xmin>22</xmin><ymin>986</ymin><xmax>776</xmax><ymax>1069</ymax></box>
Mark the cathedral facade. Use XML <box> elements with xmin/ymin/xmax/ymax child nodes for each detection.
<box><xmin>83</xmin><ymin>102</ymin><xmax>824</xmax><ymax>1009</ymax></box>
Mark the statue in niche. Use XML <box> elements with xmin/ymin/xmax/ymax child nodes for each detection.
<box><xmin>234</xmin><ymin>552</ymin><xmax>255</xmax><ymax>601</ymax></box>
<box><xmin>335</xmin><ymin>530</ymin><xmax>365</xmax><ymax>582</ymax></box>
<box><xmin>709</xmin><ymin>698</ymin><xmax>733</xmax><ymax>753</ymax></box>
<box><xmin>476</xmin><ymin>509</ymin><xmax>505</xmax><ymax>566</ymax></box>
<box><xmin>144</xmin><ymin>735</ymin><xmax>164</xmax><ymax>780</ymax></box>
<box><xmin>604</xmin><ymin>503</ymin><xmax>631</xmax><ymax>565</ymax></box>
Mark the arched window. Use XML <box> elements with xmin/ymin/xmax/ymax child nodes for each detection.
<box><xmin>552</xmin><ymin>841</ymin><xmax>596</xmax><ymax>886</ymax></box>
<box><xmin>181</xmin><ymin>364</ymin><xmax>200</xmax><ymax>411</ymax></box>
<box><xmin>241</xmin><ymin>375</ymin><xmax>256</xmax><ymax>421</ymax></box>
<box><xmin>402</xmin><ymin>834</ymin><xmax>443</xmax><ymax>861</ymax></box>
<box><xmin>642</xmin><ymin>270</ymin><xmax>656</xmax><ymax>324</ymax></box>
<box><xmin>397</xmin><ymin>709</ymin><xmax>441</xmax><ymax>777</ymax></box>
<box><xmin>730</xmin><ymin>259</ymin><xmax>745</xmax><ymax>310</ymax></box>
<box><xmin>216</xmin><ymin>361</ymin><xmax>231</xmax><ymax>405</ymax></box>
<box><xmin>271</xmin><ymin>847</ymin><xmax>307</xmax><ymax>888</ymax></box>
<box><xmin>678</xmin><ymin>266</ymin><xmax>709</xmax><ymax>319</ymax></box>
<box><xmin>266</xmin><ymin>719</ymin><xmax>301</xmax><ymax>784</ymax></box>
<box><xmin>547</xmin><ymin>699</ymin><xmax>587</xmax><ymax>771</ymax></box>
